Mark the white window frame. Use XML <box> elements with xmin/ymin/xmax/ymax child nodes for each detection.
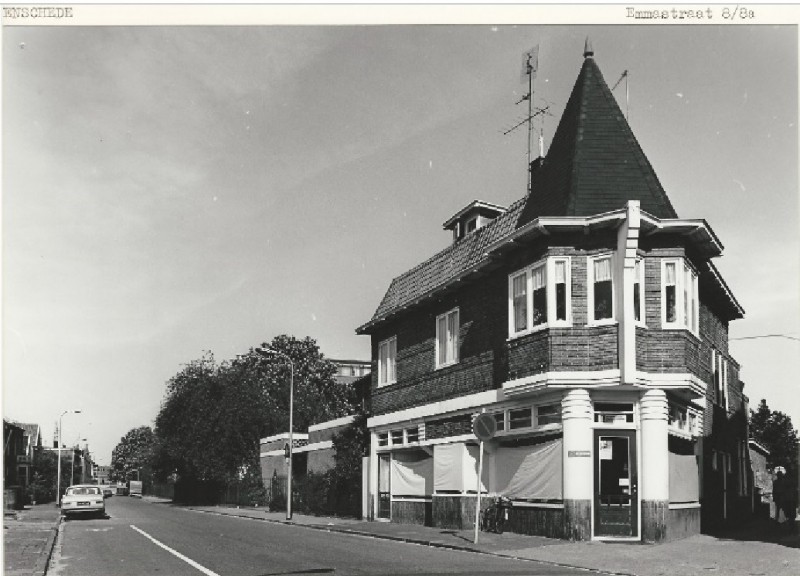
<box><xmin>711</xmin><ymin>348</ymin><xmax>729</xmax><ymax>410</ymax></box>
<box><xmin>661</xmin><ymin>258</ymin><xmax>699</xmax><ymax>334</ymax></box>
<box><xmin>587</xmin><ymin>253</ymin><xmax>615</xmax><ymax>326</ymax></box>
<box><xmin>435</xmin><ymin>308</ymin><xmax>460</xmax><ymax>369</ymax></box>
<box><xmin>508</xmin><ymin>256</ymin><xmax>572</xmax><ymax>338</ymax></box>
<box><xmin>378</xmin><ymin>336</ymin><xmax>397</xmax><ymax>387</ymax></box>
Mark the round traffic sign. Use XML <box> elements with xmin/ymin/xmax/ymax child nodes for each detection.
<box><xmin>472</xmin><ymin>413</ymin><xmax>497</xmax><ymax>442</ymax></box>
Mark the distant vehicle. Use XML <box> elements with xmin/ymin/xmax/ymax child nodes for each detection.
<box><xmin>128</xmin><ymin>480</ymin><xmax>143</xmax><ymax>498</ymax></box>
<box><xmin>61</xmin><ymin>485</ymin><xmax>105</xmax><ymax>519</ymax></box>
<box><xmin>102</xmin><ymin>486</ymin><xmax>114</xmax><ymax>498</ymax></box>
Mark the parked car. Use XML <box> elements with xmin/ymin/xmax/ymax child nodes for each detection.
<box><xmin>61</xmin><ymin>485</ymin><xmax>105</xmax><ymax>519</ymax></box>
<box><xmin>102</xmin><ymin>486</ymin><xmax>114</xmax><ymax>498</ymax></box>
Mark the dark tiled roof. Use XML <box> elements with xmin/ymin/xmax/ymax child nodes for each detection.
<box><xmin>367</xmin><ymin>197</ymin><xmax>526</xmax><ymax>324</ymax></box>
<box><xmin>518</xmin><ymin>55</ymin><xmax>678</xmax><ymax>224</ymax></box>
<box><xmin>362</xmin><ymin>49</ymin><xmax>682</xmax><ymax>330</ymax></box>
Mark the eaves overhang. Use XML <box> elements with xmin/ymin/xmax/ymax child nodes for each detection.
<box><xmin>639</xmin><ymin>213</ymin><xmax>724</xmax><ymax>259</ymax></box>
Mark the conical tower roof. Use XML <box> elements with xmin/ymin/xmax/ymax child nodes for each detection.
<box><xmin>518</xmin><ymin>44</ymin><xmax>678</xmax><ymax>224</ymax></box>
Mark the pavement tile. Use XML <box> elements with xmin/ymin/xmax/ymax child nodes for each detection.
<box><xmin>3</xmin><ymin>505</ymin><xmax>62</xmax><ymax>576</ymax></box>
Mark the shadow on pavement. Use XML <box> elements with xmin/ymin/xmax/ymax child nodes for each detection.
<box><xmin>706</xmin><ymin>518</ymin><xmax>799</xmax><ymax>548</ymax></box>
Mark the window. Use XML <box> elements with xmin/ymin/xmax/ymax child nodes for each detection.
<box><xmin>512</xmin><ymin>273</ymin><xmax>527</xmax><ymax>332</ymax></box>
<box><xmin>466</xmin><ymin>218</ymin><xmax>478</xmax><ymax>233</ymax></box>
<box><xmin>536</xmin><ymin>404</ymin><xmax>562</xmax><ymax>426</ymax></box>
<box><xmin>406</xmin><ymin>427</ymin><xmax>419</xmax><ymax>444</ymax></box>
<box><xmin>494</xmin><ymin>411</ymin><xmax>506</xmax><ymax>432</ymax></box>
<box><xmin>378</xmin><ymin>337</ymin><xmax>397</xmax><ymax>386</ymax></box>
<box><xmin>509</xmin><ymin>407</ymin><xmax>532</xmax><ymax>430</ymax></box>
<box><xmin>662</xmin><ymin>258</ymin><xmax>699</xmax><ymax>333</ymax></box>
<box><xmin>711</xmin><ymin>349</ymin><xmax>729</xmax><ymax>409</ymax></box>
<box><xmin>508</xmin><ymin>257</ymin><xmax>571</xmax><ymax>337</ymax></box>
<box><xmin>634</xmin><ymin>259</ymin><xmax>643</xmax><ymax>323</ymax></box>
<box><xmin>378</xmin><ymin>432</ymin><xmax>389</xmax><ymax>447</ymax></box>
<box><xmin>390</xmin><ymin>429</ymin><xmax>404</xmax><ymax>445</ymax></box>
<box><xmin>588</xmin><ymin>255</ymin><xmax>614</xmax><ymax>323</ymax></box>
<box><xmin>594</xmin><ymin>402</ymin><xmax>634</xmax><ymax>424</ymax></box>
<box><xmin>436</xmin><ymin>308</ymin><xmax>459</xmax><ymax>368</ymax></box>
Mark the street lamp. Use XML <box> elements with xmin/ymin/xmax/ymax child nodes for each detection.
<box><xmin>253</xmin><ymin>345</ymin><xmax>294</xmax><ymax>520</ymax></box>
<box><xmin>56</xmin><ymin>410</ymin><xmax>81</xmax><ymax>505</ymax></box>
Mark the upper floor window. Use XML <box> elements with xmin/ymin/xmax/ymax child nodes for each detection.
<box><xmin>436</xmin><ymin>308</ymin><xmax>459</xmax><ymax>368</ymax></box>
<box><xmin>711</xmin><ymin>348</ymin><xmax>729</xmax><ymax>410</ymax></box>
<box><xmin>588</xmin><ymin>254</ymin><xmax>614</xmax><ymax>324</ymax></box>
<box><xmin>662</xmin><ymin>258</ymin><xmax>699</xmax><ymax>333</ymax></box>
<box><xmin>378</xmin><ymin>336</ymin><xmax>397</xmax><ymax>387</ymax></box>
<box><xmin>508</xmin><ymin>257</ymin><xmax>571</xmax><ymax>337</ymax></box>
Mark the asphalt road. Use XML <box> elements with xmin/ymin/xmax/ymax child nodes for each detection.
<box><xmin>47</xmin><ymin>497</ymin><xmax>589</xmax><ymax>576</ymax></box>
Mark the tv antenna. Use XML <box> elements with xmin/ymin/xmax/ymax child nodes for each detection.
<box><xmin>503</xmin><ymin>45</ymin><xmax>551</xmax><ymax>193</ymax></box>
<box><xmin>612</xmin><ymin>69</ymin><xmax>629</xmax><ymax>120</ymax></box>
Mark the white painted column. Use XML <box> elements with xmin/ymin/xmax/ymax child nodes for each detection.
<box><xmin>640</xmin><ymin>389</ymin><xmax>669</xmax><ymax>501</ymax></box>
<box><xmin>616</xmin><ymin>200</ymin><xmax>640</xmax><ymax>385</ymax></box>
<box><xmin>562</xmin><ymin>388</ymin><xmax>593</xmax><ymax>500</ymax></box>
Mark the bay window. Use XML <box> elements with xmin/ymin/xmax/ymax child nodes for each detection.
<box><xmin>508</xmin><ymin>257</ymin><xmax>571</xmax><ymax>337</ymax></box>
<box><xmin>661</xmin><ymin>258</ymin><xmax>699</xmax><ymax>333</ymax></box>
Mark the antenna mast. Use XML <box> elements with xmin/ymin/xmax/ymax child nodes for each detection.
<box><xmin>612</xmin><ymin>69</ymin><xmax>629</xmax><ymax>120</ymax></box>
<box><xmin>504</xmin><ymin>45</ymin><xmax>547</xmax><ymax>193</ymax></box>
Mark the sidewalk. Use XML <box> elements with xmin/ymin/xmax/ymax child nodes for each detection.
<box><xmin>3</xmin><ymin>505</ymin><xmax>61</xmax><ymax>576</ymax></box>
<box><xmin>181</xmin><ymin>501</ymin><xmax>800</xmax><ymax>576</ymax></box>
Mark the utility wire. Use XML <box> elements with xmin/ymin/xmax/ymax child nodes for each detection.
<box><xmin>729</xmin><ymin>334</ymin><xmax>800</xmax><ymax>342</ymax></box>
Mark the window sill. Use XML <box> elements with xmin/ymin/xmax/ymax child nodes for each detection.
<box><xmin>434</xmin><ymin>360</ymin><xmax>459</xmax><ymax>371</ymax></box>
<box><xmin>376</xmin><ymin>381</ymin><xmax>397</xmax><ymax>389</ymax></box>
<box><xmin>586</xmin><ymin>319</ymin><xmax>617</xmax><ymax>328</ymax></box>
<box><xmin>508</xmin><ymin>323</ymin><xmax>572</xmax><ymax>341</ymax></box>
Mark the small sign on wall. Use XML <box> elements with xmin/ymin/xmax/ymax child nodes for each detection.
<box><xmin>568</xmin><ymin>450</ymin><xmax>591</xmax><ymax>457</ymax></box>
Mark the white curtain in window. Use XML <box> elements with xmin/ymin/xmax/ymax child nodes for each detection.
<box><xmin>532</xmin><ymin>265</ymin><xmax>546</xmax><ymax>289</ymax></box>
<box><xmin>437</xmin><ymin>316</ymin><xmax>447</xmax><ymax>365</ymax></box>
<box><xmin>664</xmin><ymin>262</ymin><xmax>676</xmax><ymax>285</ymax></box>
<box><xmin>669</xmin><ymin>450</ymin><xmax>699</xmax><ymax>503</ymax></box>
<box><xmin>513</xmin><ymin>274</ymin><xmax>527</xmax><ymax>331</ymax></box>
<box><xmin>447</xmin><ymin>311</ymin><xmax>458</xmax><ymax>362</ymax></box>
<box><xmin>392</xmin><ymin>451</ymin><xmax>433</xmax><ymax>496</ymax></box>
<box><xmin>554</xmin><ymin>260</ymin><xmax>566</xmax><ymax>283</ymax></box>
<box><xmin>594</xmin><ymin>258</ymin><xmax>612</xmax><ymax>282</ymax></box>
<box><xmin>434</xmin><ymin>443</ymin><xmax>464</xmax><ymax>492</ymax></box>
<box><xmin>495</xmin><ymin>438</ymin><xmax>563</xmax><ymax>499</ymax></box>
<box><xmin>634</xmin><ymin>259</ymin><xmax>642</xmax><ymax>282</ymax></box>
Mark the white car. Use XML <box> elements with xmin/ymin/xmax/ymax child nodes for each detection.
<box><xmin>61</xmin><ymin>485</ymin><xmax>106</xmax><ymax>519</ymax></box>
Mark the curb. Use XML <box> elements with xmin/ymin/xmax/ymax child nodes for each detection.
<box><xmin>186</xmin><ymin>507</ymin><xmax>631</xmax><ymax>576</ymax></box>
<box><xmin>33</xmin><ymin>513</ymin><xmax>62</xmax><ymax>576</ymax></box>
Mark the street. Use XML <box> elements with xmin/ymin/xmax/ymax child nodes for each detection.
<box><xmin>47</xmin><ymin>497</ymin><xmax>586</xmax><ymax>576</ymax></box>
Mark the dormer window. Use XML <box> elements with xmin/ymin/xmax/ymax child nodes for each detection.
<box><xmin>443</xmin><ymin>200</ymin><xmax>506</xmax><ymax>243</ymax></box>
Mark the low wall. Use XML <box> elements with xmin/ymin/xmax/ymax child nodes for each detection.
<box><xmin>667</xmin><ymin>505</ymin><xmax>701</xmax><ymax>541</ymax></box>
<box><xmin>507</xmin><ymin>505</ymin><xmax>566</xmax><ymax>539</ymax></box>
<box><xmin>391</xmin><ymin>499</ymin><xmax>431</xmax><ymax>525</ymax></box>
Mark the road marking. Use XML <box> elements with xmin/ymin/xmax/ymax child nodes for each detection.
<box><xmin>130</xmin><ymin>525</ymin><xmax>221</xmax><ymax>576</ymax></box>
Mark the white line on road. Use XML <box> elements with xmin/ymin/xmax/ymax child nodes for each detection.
<box><xmin>130</xmin><ymin>525</ymin><xmax>221</xmax><ymax>576</ymax></box>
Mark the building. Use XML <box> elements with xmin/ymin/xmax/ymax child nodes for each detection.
<box><xmin>357</xmin><ymin>42</ymin><xmax>753</xmax><ymax>543</ymax></box>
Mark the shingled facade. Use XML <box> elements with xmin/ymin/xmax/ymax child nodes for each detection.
<box><xmin>357</xmin><ymin>43</ymin><xmax>753</xmax><ymax>542</ymax></box>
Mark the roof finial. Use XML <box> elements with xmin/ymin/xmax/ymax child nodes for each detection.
<box><xmin>584</xmin><ymin>37</ymin><xmax>594</xmax><ymax>58</ymax></box>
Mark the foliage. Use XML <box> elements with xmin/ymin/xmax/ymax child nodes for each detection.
<box><xmin>750</xmin><ymin>398</ymin><xmax>799</xmax><ymax>474</ymax></box>
<box><xmin>26</xmin><ymin>450</ymin><xmax>58</xmax><ymax>503</ymax></box>
<box><xmin>111</xmin><ymin>426</ymin><xmax>155</xmax><ymax>486</ymax></box>
<box><xmin>152</xmin><ymin>336</ymin><xmax>358</xmax><ymax>503</ymax></box>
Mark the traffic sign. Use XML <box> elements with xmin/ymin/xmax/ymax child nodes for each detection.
<box><xmin>472</xmin><ymin>413</ymin><xmax>497</xmax><ymax>442</ymax></box>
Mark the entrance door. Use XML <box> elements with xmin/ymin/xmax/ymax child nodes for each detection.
<box><xmin>377</xmin><ymin>453</ymin><xmax>391</xmax><ymax>519</ymax></box>
<box><xmin>594</xmin><ymin>430</ymin><xmax>638</xmax><ymax>537</ymax></box>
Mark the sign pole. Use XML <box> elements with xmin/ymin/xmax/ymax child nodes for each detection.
<box><xmin>473</xmin><ymin>439</ymin><xmax>484</xmax><ymax>544</ymax></box>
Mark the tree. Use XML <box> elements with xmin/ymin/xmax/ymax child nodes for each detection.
<box><xmin>750</xmin><ymin>398</ymin><xmax>799</xmax><ymax>474</ymax></box>
<box><xmin>111</xmin><ymin>426</ymin><xmax>155</xmax><ymax>486</ymax></box>
<box><xmin>27</xmin><ymin>450</ymin><xmax>58</xmax><ymax>504</ymax></box>
<box><xmin>152</xmin><ymin>336</ymin><xmax>357</xmax><ymax>504</ymax></box>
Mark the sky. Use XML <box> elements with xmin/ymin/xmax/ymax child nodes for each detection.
<box><xmin>3</xmin><ymin>10</ymin><xmax>798</xmax><ymax>465</ymax></box>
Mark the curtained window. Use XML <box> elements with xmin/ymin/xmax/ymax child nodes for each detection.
<box><xmin>392</xmin><ymin>450</ymin><xmax>433</xmax><ymax>497</ymax></box>
<box><xmin>669</xmin><ymin>441</ymin><xmax>699</xmax><ymax>503</ymax></box>
<box><xmin>495</xmin><ymin>437</ymin><xmax>563</xmax><ymax>500</ymax></box>
<box><xmin>436</xmin><ymin>309</ymin><xmax>459</xmax><ymax>368</ymax></box>
<box><xmin>591</xmin><ymin>256</ymin><xmax>614</xmax><ymax>322</ymax></box>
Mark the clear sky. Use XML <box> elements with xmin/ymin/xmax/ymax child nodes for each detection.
<box><xmin>3</xmin><ymin>13</ymin><xmax>798</xmax><ymax>465</ymax></box>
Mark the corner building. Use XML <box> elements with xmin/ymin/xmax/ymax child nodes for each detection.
<box><xmin>357</xmin><ymin>44</ymin><xmax>753</xmax><ymax>542</ymax></box>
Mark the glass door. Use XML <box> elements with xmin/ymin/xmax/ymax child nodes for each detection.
<box><xmin>594</xmin><ymin>430</ymin><xmax>638</xmax><ymax>537</ymax></box>
<box><xmin>377</xmin><ymin>453</ymin><xmax>391</xmax><ymax>519</ymax></box>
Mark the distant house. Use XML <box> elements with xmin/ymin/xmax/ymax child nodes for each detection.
<box><xmin>748</xmin><ymin>440</ymin><xmax>771</xmax><ymax>514</ymax></box>
<box><xmin>357</xmin><ymin>42</ymin><xmax>753</xmax><ymax>543</ymax></box>
<box><xmin>3</xmin><ymin>420</ymin><xmax>26</xmax><ymax>509</ymax></box>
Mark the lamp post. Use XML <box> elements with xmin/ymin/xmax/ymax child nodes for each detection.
<box><xmin>253</xmin><ymin>345</ymin><xmax>294</xmax><ymax>520</ymax></box>
<box><xmin>56</xmin><ymin>410</ymin><xmax>81</xmax><ymax>505</ymax></box>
